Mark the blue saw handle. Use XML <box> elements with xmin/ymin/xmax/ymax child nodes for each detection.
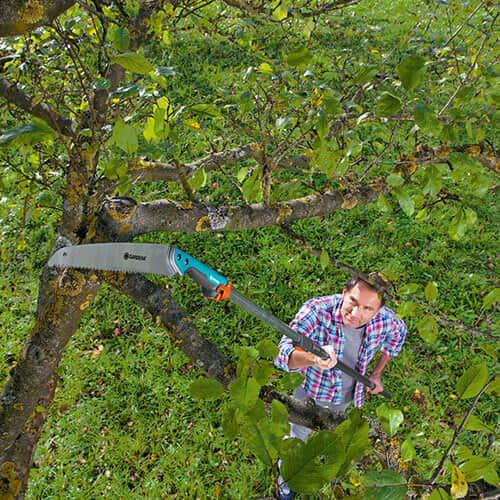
<box><xmin>172</xmin><ymin>248</ymin><xmax>232</xmax><ymax>300</ymax></box>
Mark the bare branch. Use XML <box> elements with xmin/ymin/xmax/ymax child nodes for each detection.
<box><xmin>429</xmin><ymin>375</ymin><xmax>497</xmax><ymax>484</ymax></box>
<box><xmin>127</xmin><ymin>144</ymin><xmax>262</xmax><ymax>183</ymax></box>
<box><xmin>0</xmin><ymin>77</ymin><xmax>75</xmax><ymax>137</ymax></box>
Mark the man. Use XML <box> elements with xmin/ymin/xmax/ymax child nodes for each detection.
<box><xmin>274</xmin><ymin>274</ymin><xmax>407</xmax><ymax>500</ymax></box>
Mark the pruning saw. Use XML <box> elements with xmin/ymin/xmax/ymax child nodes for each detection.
<box><xmin>49</xmin><ymin>243</ymin><xmax>391</xmax><ymax>399</ymax></box>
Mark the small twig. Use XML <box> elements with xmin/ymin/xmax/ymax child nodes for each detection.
<box><xmin>438</xmin><ymin>13</ymin><xmax>498</xmax><ymax>117</ymax></box>
<box><xmin>429</xmin><ymin>375</ymin><xmax>497</xmax><ymax>484</ymax></box>
<box><xmin>483</xmin><ymin>414</ymin><xmax>500</xmax><ymax>458</ymax></box>
<box><xmin>442</xmin><ymin>1</ymin><xmax>486</xmax><ymax>48</ymax></box>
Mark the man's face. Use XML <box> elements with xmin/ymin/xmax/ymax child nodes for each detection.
<box><xmin>341</xmin><ymin>282</ymin><xmax>382</xmax><ymax>328</ymax></box>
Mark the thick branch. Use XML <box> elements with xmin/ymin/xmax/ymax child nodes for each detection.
<box><xmin>97</xmin><ymin>184</ymin><xmax>387</xmax><ymax>239</ymax></box>
<box><xmin>0</xmin><ymin>77</ymin><xmax>74</xmax><ymax>137</ymax></box>
<box><xmin>0</xmin><ymin>0</ymin><xmax>75</xmax><ymax>37</ymax></box>
<box><xmin>0</xmin><ymin>238</ymin><xmax>100</xmax><ymax>495</ymax></box>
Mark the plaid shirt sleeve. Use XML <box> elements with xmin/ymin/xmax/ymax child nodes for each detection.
<box><xmin>378</xmin><ymin>306</ymin><xmax>407</xmax><ymax>357</ymax></box>
<box><xmin>274</xmin><ymin>299</ymin><xmax>320</xmax><ymax>372</ymax></box>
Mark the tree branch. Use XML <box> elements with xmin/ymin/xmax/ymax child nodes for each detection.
<box><xmin>0</xmin><ymin>77</ymin><xmax>75</xmax><ymax>137</ymax></box>
<box><xmin>127</xmin><ymin>143</ymin><xmax>262</xmax><ymax>183</ymax></box>
<box><xmin>97</xmin><ymin>184</ymin><xmax>388</xmax><ymax>239</ymax></box>
<box><xmin>429</xmin><ymin>375</ymin><xmax>497</xmax><ymax>484</ymax></box>
<box><xmin>0</xmin><ymin>0</ymin><xmax>76</xmax><ymax>37</ymax></box>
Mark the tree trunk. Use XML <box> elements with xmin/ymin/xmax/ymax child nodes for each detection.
<box><xmin>0</xmin><ymin>238</ymin><xmax>100</xmax><ymax>498</ymax></box>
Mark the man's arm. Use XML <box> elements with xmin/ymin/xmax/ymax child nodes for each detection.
<box><xmin>367</xmin><ymin>352</ymin><xmax>392</xmax><ymax>394</ymax></box>
<box><xmin>288</xmin><ymin>345</ymin><xmax>337</xmax><ymax>371</ymax></box>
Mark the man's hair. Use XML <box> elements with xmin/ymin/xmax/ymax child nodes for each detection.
<box><xmin>345</xmin><ymin>272</ymin><xmax>391</xmax><ymax>307</ymax></box>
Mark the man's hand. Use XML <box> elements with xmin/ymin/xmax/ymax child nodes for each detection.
<box><xmin>288</xmin><ymin>344</ymin><xmax>337</xmax><ymax>370</ymax></box>
<box><xmin>313</xmin><ymin>345</ymin><xmax>337</xmax><ymax>370</ymax></box>
<box><xmin>367</xmin><ymin>372</ymin><xmax>383</xmax><ymax>394</ymax></box>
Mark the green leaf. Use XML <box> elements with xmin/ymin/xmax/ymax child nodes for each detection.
<box><xmin>109</xmin><ymin>85</ymin><xmax>141</xmax><ymax>99</ymax></box>
<box><xmin>110</xmin><ymin>52</ymin><xmax>154</xmax><ymax>74</ymax></box>
<box><xmin>401</xmin><ymin>439</ymin><xmax>416</xmax><ymax>462</ymax></box>
<box><xmin>483</xmin><ymin>288</ymin><xmax>500</xmax><ymax>309</ymax></box>
<box><xmin>320</xmin><ymin>248</ymin><xmax>329</xmax><ymax>269</ymax></box>
<box><xmin>387</xmin><ymin>173</ymin><xmax>404</xmax><ymax>187</ymax></box>
<box><xmin>376</xmin><ymin>93</ymin><xmax>402</xmax><ymax>117</ymax></box>
<box><xmin>414</xmin><ymin>104</ymin><xmax>442</xmax><ymax>137</ymax></box>
<box><xmin>323</xmin><ymin>97</ymin><xmax>342</xmax><ymax>115</ymax></box>
<box><xmin>485</xmin><ymin>377</ymin><xmax>500</xmax><ymax>395</ymax></box>
<box><xmin>189</xmin><ymin>377</ymin><xmax>224</xmax><ymax>401</ymax></box>
<box><xmin>365</xmin><ymin>470</ymin><xmax>407</xmax><ymax>500</ymax></box>
<box><xmin>399</xmin><ymin>283</ymin><xmax>419</xmax><ymax>295</ymax></box>
<box><xmin>353</xmin><ymin>65</ymin><xmax>378</xmax><ymax>85</ymax></box>
<box><xmin>143</xmin><ymin>116</ymin><xmax>157</xmax><ymax>142</ymax></box>
<box><xmin>272</xmin><ymin>4</ymin><xmax>288</xmax><ymax>21</ymax></box>
<box><xmin>271</xmin><ymin>399</ymin><xmax>289</xmax><ymax>431</ymax></box>
<box><xmin>424</xmin><ymin>282</ymin><xmax>438</xmax><ymax>302</ymax></box>
<box><xmin>112</xmin><ymin>117</ymin><xmax>137</xmax><ymax>154</ymax></box>
<box><xmin>376</xmin><ymin>404</ymin><xmax>404</xmax><ymax>436</ymax></box>
<box><xmin>229</xmin><ymin>376</ymin><xmax>260</xmax><ymax>409</ymax></box>
<box><xmin>0</xmin><ymin>120</ymin><xmax>55</xmax><ymax>147</ymax></box>
<box><xmin>451</xmin><ymin>465</ymin><xmax>468</xmax><ymax>499</ymax></box>
<box><xmin>240</xmin><ymin>401</ymin><xmax>285</xmax><ymax>466</ymax></box>
<box><xmin>461</xmin><ymin>456</ymin><xmax>499</xmax><ymax>486</ymax></box>
<box><xmin>242</xmin><ymin>169</ymin><xmax>263</xmax><ymax>203</ymax></box>
<box><xmin>109</xmin><ymin>26</ymin><xmax>130</xmax><ymax>51</ymax></box>
<box><xmin>418</xmin><ymin>315</ymin><xmax>438</xmax><ymax>343</ymax></box>
<box><xmin>392</xmin><ymin>188</ymin><xmax>414</xmax><ymax>216</ymax></box>
<box><xmin>222</xmin><ymin>406</ymin><xmax>240</xmax><ymax>441</ymax></box>
<box><xmin>448</xmin><ymin>209</ymin><xmax>468</xmax><ymax>241</ymax></box>
<box><xmin>258</xmin><ymin>62</ymin><xmax>273</xmax><ymax>74</ymax></box>
<box><xmin>284</xmin><ymin>47</ymin><xmax>313</xmax><ymax>66</ymax></box>
<box><xmin>236</xmin><ymin>346</ymin><xmax>259</xmax><ymax>378</ymax></box>
<box><xmin>257</xmin><ymin>339</ymin><xmax>279</xmax><ymax>360</ymax></box>
<box><xmin>428</xmin><ymin>488</ymin><xmax>452</xmax><ymax>500</ymax></box>
<box><xmin>377</xmin><ymin>194</ymin><xmax>392</xmax><ymax>212</ymax></box>
<box><xmin>279</xmin><ymin>372</ymin><xmax>305</xmax><ymax>392</ymax></box>
<box><xmin>335</xmin><ymin>409</ymin><xmax>371</xmax><ymax>476</ymax></box>
<box><xmin>397</xmin><ymin>55</ymin><xmax>426</xmax><ymax>91</ymax></box>
<box><xmin>281</xmin><ymin>431</ymin><xmax>345</xmax><ymax>494</ymax></box>
<box><xmin>191</xmin><ymin>104</ymin><xmax>222</xmax><ymax>119</ymax></box>
<box><xmin>253</xmin><ymin>359</ymin><xmax>275</xmax><ymax>386</ymax></box>
<box><xmin>188</xmin><ymin>167</ymin><xmax>207</xmax><ymax>191</ymax></box>
<box><xmin>454</xmin><ymin>414</ymin><xmax>495</xmax><ymax>433</ymax></box>
<box><xmin>457</xmin><ymin>363</ymin><xmax>488</xmax><ymax>399</ymax></box>
<box><xmin>421</xmin><ymin>165</ymin><xmax>443</xmax><ymax>196</ymax></box>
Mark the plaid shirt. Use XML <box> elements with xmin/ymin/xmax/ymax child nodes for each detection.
<box><xmin>274</xmin><ymin>295</ymin><xmax>407</xmax><ymax>407</ymax></box>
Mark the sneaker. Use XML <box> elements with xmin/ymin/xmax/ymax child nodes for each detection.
<box><xmin>277</xmin><ymin>482</ymin><xmax>296</xmax><ymax>500</ymax></box>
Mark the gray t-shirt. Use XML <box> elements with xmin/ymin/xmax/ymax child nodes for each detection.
<box><xmin>340</xmin><ymin>324</ymin><xmax>365</xmax><ymax>403</ymax></box>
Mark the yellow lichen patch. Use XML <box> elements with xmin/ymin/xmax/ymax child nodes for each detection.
<box><xmin>13</xmin><ymin>403</ymin><xmax>24</xmax><ymax>411</ymax></box>
<box><xmin>18</xmin><ymin>0</ymin><xmax>44</xmax><ymax>25</ymax></box>
<box><xmin>341</xmin><ymin>195</ymin><xmax>358</xmax><ymax>209</ymax></box>
<box><xmin>118</xmin><ymin>224</ymin><xmax>132</xmax><ymax>235</ymax></box>
<box><xmin>195</xmin><ymin>216</ymin><xmax>211</xmax><ymax>232</ymax></box>
<box><xmin>276</xmin><ymin>205</ymin><xmax>292</xmax><ymax>224</ymax></box>
<box><xmin>468</xmin><ymin>145</ymin><xmax>481</xmax><ymax>157</ymax></box>
<box><xmin>107</xmin><ymin>201</ymin><xmax>137</xmax><ymax>222</ymax></box>
<box><xmin>58</xmin><ymin>270</ymin><xmax>86</xmax><ymax>297</ymax></box>
<box><xmin>250</xmin><ymin>143</ymin><xmax>261</xmax><ymax>151</ymax></box>
<box><xmin>177</xmin><ymin>201</ymin><xmax>194</xmax><ymax>210</ymax></box>
<box><xmin>101</xmin><ymin>270</ymin><xmax>126</xmax><ymax>286</ymax></box>
<box><xmin>0</xmin><ymin>461</ymin><xmax>21</xmax><ymax>499</ymax></box>
<box><xmin>435</xmin><ymin>146</ymin><xmax>450</xmax><ymax>159</ymax></box>
<box><xmin>224</xmin><ymin>362</ymin><xmax>236</xmax><ymax>377</ymax></box>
